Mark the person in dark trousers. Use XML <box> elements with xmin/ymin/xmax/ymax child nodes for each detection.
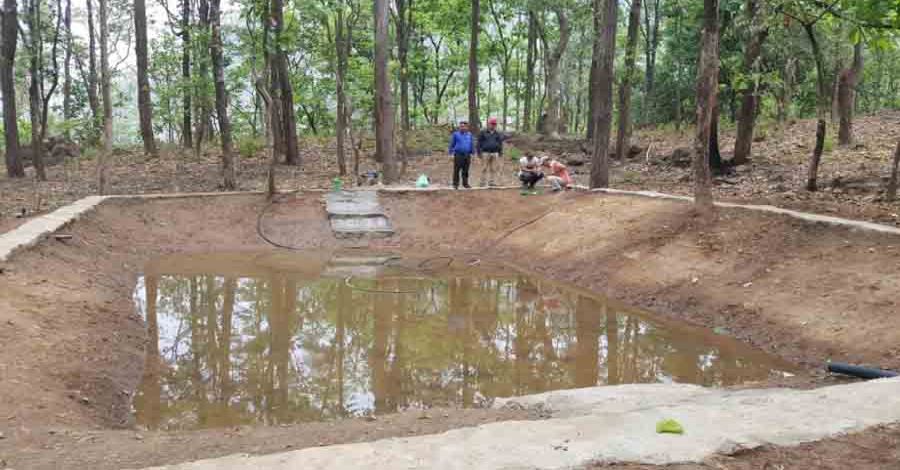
<box><xmin>448</xmin><ymin>120</ymin><xmax>475</xmax><ymax>189</ymax></box>
<box><xmin>477</xmin><ymin>117</ymin><xmax>504</xmax><ymax>187</ymax></box>
<box><xmin>519</xmin><ymin>153</ymin><xmax>544</xmax><ymax>189</ymax></box>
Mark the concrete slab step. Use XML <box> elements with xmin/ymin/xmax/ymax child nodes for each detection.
<box><xmin>325</xmin><ymin>191</ymin><xmax>395</xmax><ymax>239</ymax></box>
<box><xmin>330</xmin><ymin>216</ymin><xmax>394</xmax><ymax>238</ymax></box>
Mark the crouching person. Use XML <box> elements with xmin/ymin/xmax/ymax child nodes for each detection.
<box><xmin>542</xmin><ymin>157</ymin><xmax>572</xmax><ymax>191</ymax></box>
<box><xmin>519</xmin><ymin>153</ymin><xmax>544</xmax><ymax>189</ymax></box>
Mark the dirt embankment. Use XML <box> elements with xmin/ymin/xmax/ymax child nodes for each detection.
<box><xmin>377</xmin><ymin>190</ymin><xmax>900</xmax><ymax>370</ymax></box>
<box><xmin>1</xmin><ymin>190</ymin><xmax>900</xmax><ymax>469</ymax></box>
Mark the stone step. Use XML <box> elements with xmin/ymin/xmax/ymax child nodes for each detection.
<box><xmin>330</xmin><ymin>216</ymin><xmax>394</xmax><ymax>238</ymax></box>
<box><xmin>325</xmin><ymin>190</ymin><xmax>395</xmax><ymax>239</ymax></box>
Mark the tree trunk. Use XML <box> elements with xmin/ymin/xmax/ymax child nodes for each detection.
<box><xmin>886</xmin><ymin>139</ymin><xmax>900</xmax><ymax>201</ymax></box>
<box><xmin>467</xmin><ymin>0</ymin><xmax>480</xmax><ymax>131</ymax></box>
<box><xmin>209</xmin><ymin>0</ymin><xmax>234</xmax><ymax>189</ymax></box>
<box><xmin>194</xmin><ymin>0</ymin><xmax>210</xmax><ymax>158</ymax></box>
<box><xmin>62</xmin><ymin>0</ymin><xmax>72</xmax><ymax>139</ymax></box>
<box><xmin>181</xmin><ymin>0</ymin><xmax>192</xmax><ymax>148</ymax></box>
<box><xmin>487</xmin><ymin>0</ymin><xmax>509</xmax><ymax>130</ymax></box>
<box><xmin>397</xmin><ymin>0</ymin><xmax>411</xmax><ymax>133</ymax></box>
<box><xmin>374</xmin><ymin>0</ymin><xmax>396</xmax><ymax>182</ymax></box>
<box><xmin>777</xmin><ymin>57</ymin><xmax>796</xmax><ymax>125</ymax></box>
<box><xmin>615</xmin><ymin>0</ymin><xmax>641</xmax><ymax>161</ymax></box>
<box><xmin>803</xmin><ymin>22</ymin><xmax>827</xmax><ymax>192</ymax></box>
<box><xmin>523</xmin><ymin>10</ymin><xmax>536</xmax><ymax>132</ymax></box>
<box><xmin>709</xmin><ymin>102</ymin><xmax>723</xmax><ymax>172</ymax></box>
<box><xmin>587</xmin><ymin>0</ymin><xmax>601</xmax><ymax>140</ymax></box>
<box><xmin>334</xmin><ymin>5</ymin><xmax>348</xmax><ymax>176</ymax></box>
<box><xmin>271</xmin><ymin>0</ymin><xmax>299</xmax><ymax>165</ymax></box>
<box><xmin>1</xmin><ymin>0</ymin><xmax>24</xmax><ymax>178</ymax></box>
<box><xmin>693</xmin><ymin>0</ymin><xmax>719</xmax><ymax>212</ymax></box>
<box><xmin>100</xmin><ymin>0</ymin><xmax>112</xmax><ymax>154</ymax></box>
<box><xmin>27</xmin><ymin>0</ymin><xmax>47</xmax><ymax>181</ymax></box>
<box><xmin>642</xmin><ymin>0</ymin><xmax>661</xmax><ymax>123</ymax></box>
<box><xmin>541</xmin><ymin>7</ymin><xmax>570</xmax><ymax>139</ymax></box>
<box><xmin>588</xmin><ymin>0</ymin><xmax>617</xmax><ymax>188</ymax></box>
<box><xmin>731</xmin><ymin>0</ymin><xmax>767</xmax><ymax>165</ymax></box>
<box><xmin>254</xmin><ymin>62</ymin><xmax>276</xmax><ymax>196</ymax></box>
<box><xmin>837</xmin><ymin>42</ymin><xmax>863</xmax><ymax>146</ymax></box>
<box><xmin>397</xmin><ymin>0</ymin><xmax>412</xmax><ymax>173</ymax></box>
<box><xmin>85</xmin><ymin>0</ymin><xmax>100</xmax><ymax>140</ymax></box>
<box><xmin>135</xmin><ymin>0</ymin><xmax>157</xmax><ymax>156</ymax></box>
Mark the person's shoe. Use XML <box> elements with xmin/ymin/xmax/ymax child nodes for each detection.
<box><xmin>463</xmin><ymin>184</ymin><xmax>472</xmax><ymax>189</ymax></box>
<box><xmin>453</xmin><ymin>185</ymin><xmax>459</xmax><ymax>190</ymax></box>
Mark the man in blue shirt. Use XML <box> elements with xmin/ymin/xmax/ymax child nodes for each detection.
<box><xmin>448</xmin><ymin>120</ymin><xmax>474</xmax><ymax>189</ymax></box>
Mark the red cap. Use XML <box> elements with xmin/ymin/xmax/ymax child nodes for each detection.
<box><xmin>488</xmin><ymin>117</ymin><xmax>498</xmax><ymax>125</ymax></box>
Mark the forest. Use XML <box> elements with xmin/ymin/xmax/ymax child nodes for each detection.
<box><xmin>1</xmin><ymin>0</ymin><xmax>900</xmax><ymax>206</ymax></box>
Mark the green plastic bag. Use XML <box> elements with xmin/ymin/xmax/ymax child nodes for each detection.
<box><xmin>656</xmin><ymin>419</ymin><xmax>684</xmax><ymax>435</ymax></box>
<box><xmin>416</xmin><ymin>174</ymin><xmax>430</xmax><ymax>188</ymax></box>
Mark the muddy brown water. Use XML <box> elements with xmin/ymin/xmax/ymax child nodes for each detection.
<box><xmin>131</xmin><ymin>251</ymin><xmax>795</xmax><ymax>430</ymax></box>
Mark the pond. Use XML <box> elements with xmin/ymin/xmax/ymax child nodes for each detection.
<box><xmin>132</xmin><ymin>251</ymin><xmax>793</xmax><ymax>430</ymax></box>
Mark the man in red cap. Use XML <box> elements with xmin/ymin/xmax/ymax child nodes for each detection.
<box><xmin>476</xmin><ymin>116</ymin><xmax>504</xmax><ymax>187</ymax></box>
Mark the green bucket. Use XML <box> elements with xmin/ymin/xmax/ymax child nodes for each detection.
<box><xmin>332</xmin><ymin>177</ymin><xmax>343</xmax><ymax>193</ymax></box>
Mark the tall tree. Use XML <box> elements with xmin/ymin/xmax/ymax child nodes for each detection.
<box><xmin>586</xmin><ymin>0</ymin><xmax>601</xmax><ymax>139</ymax></box>
<box><xmin>194</xmin><ymin>0</ymin><xmax>210</xmax><ymax>157</ymax></box>
<box><xmin>334</xmin><ymin>2</ymin><xmax>350</xmax><ymax>176</ymax></box>
<box><xmin>541</xmin><ymin>6</ymin><xmax>570</xmax><ymax>139</ymax></box>
<box><xmin>135</xmin><ymin>0</ymin><xmax>157</xmax><ymax>155</ymax></box>
<box><xmin>97</xmin><ymin>0</ymin><xmax>111</xmax><ymax>194</ymax></box>
<box><xmin>1</xmin><ymin>0</ymin><xmax>23</xmax><ymax>177</ymax></box>
<box><xmin>837</xmin><ymin>42</ymin><xmax>863</xmax><ymax>146</ymax></box>
<box><xmin>374</xmin><ymin>0</ymin><xmax>396</xmax><ymax>182</ymax></box>
<box><xmin>99</xmin><ymin>0</ymin><xmax>112</xmax><ymax>154</ymax></box>
<box><xmin>642</xmin><ymin>0</ymin><xmax>661</xmax><ymax>122</ymax></box>
<box><xmin>181</xmin><ymin>0</ymin><xmax>192</xmax><ymax>148</ymax></box>
<box><xmin>487</xmin><ymin>0</ymin><xmax>512</xmax><ymax>130</ymax></box>
<box><xmin>468</xmin><ymin>0</ymin><xmax>480</xmax><ymax>130</ymax></box>
<box><xmin>62</xmin><ymin>0</ymin><xmax>72</xmax><ymax>138</ymax></box>
<box><xmin>209</xmin><ymin>0</ymin><xmax>234</xmax><ymax>188</ymax></box>
<box><xmin>732</xmin><ymin>0</ymin><xmax>768</xmax><ymax>165</ymax></box>
<box><xmin>800</xmin><ymin>20</ymin><xmax>827</xmax><ymax>191</ymax></box>
<box><xmin>270</xmin><ymin>0</ymin><xmax>299</xmax><ymax>165</ymax></box>
<box><xmin>396</xmin><ymin>0</ymin><xmax>412</xmax><ymax>132</ymax></box>
<box><xmin>27</xmin><ymin>0</ymin><xmax>47</xmax><ymax>181</ymax></box>
<box><xmin>85</xmin><ymin>0</ymin><xmax>100</xmax><ymax>139</ymax></box>
<box><xmin>26</xmin><ymin>0</ymin><xmax>63</xmax><ymax>181</ymax></box>
<box><xmin>523</xmin><ymin>10</ymin><xmax>536</xmax><ymax>132</ymax></box>
<box><xmin>693</xmin><ymin>0</ymin><xmax>719</xmax><ymax>211</ymax></box>
<box><xmin>589</xmin><ymin>0</ymin><xmax>617</xmax><ymax>188</ymax></box>
<box><xmin>615</xmin><ymin>0</ymin><xmax>642</xmax><ymax>160</ymax></box>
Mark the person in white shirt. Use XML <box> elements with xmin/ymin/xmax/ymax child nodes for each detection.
<box><xmin>518</xmin><ymin>153</ymin><xmax>544</xmax><ymax>189</ymax></box>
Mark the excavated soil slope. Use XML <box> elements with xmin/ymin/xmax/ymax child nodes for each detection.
<box><xmin>1</xmin><ymin>190</ymin><xmax>899</xmax><ymax>469</ymax></box>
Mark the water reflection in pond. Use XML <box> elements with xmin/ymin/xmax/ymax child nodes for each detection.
<box><xmin>132</xmin><ymin>252</ymin><xmax>792</xmax><ymax>430</ymax></box>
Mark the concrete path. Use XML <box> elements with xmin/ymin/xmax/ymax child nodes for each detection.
<box><xmin>0</xmin><ymin>195</ymin><xmax>108</xmax><ymax>262</ymax></box>
<box><xmin>325</xmin><ymin>190</ymin><xmax>394</xmax><ymax>238</ymax></box>
<box><xmin>138</xmin><ymin>378</ymin><xmax>900</xmax><ymax>469</ymax></box>
<box><xmin>577</xmin><ymin>186</ymin><xmax>900</xmax><ymax>236</ymax></box>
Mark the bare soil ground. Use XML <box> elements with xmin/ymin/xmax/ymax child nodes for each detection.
<box><xmin>513</xmin><ymin>111</ymin><xmax>900</xmax><ymax>225</ymax></box>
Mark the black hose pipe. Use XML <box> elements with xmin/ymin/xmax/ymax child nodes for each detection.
<box><xmin>827</xmin><ymin>362</ymin><xmax>899</xmax><ymax>380</ymax></box>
